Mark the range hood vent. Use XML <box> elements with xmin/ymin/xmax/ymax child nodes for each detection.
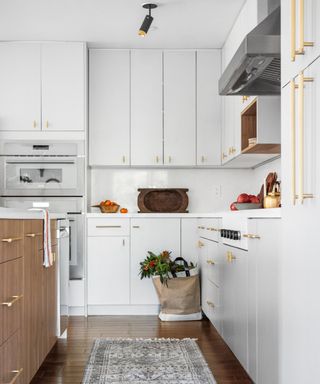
<box><xmin>219</xmin><ymin>6</ymin><xmax>280</xmax><ymax>96</ymax></box>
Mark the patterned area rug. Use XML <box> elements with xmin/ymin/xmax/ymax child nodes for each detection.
<box><xmin>82</xmin><ymin>338</ymin><xmax>216</xmax><ymax>384</ymax></box>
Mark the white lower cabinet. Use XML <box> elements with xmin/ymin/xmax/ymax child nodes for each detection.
<box><xmin>88</xmin><ymin>236</ymin><xmax>130</xmax><ymax>305</ymax></box>
<box><xmin>130</xmin><ymin>218</ymin><xmax>180</xmax><ymax>305</ymax></box>
<box><xmin>247</xmin><ymin>219</ymin><xmax>280</xmax><ymax>384</ymax></box>
<box><xmin>220</xmin><ymin>244</ymin><xmax>248</xmax><ymax>370</ymax></box>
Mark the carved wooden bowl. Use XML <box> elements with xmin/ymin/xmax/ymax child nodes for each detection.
<box><xmin>137</xmin><ymin>188</ymin><xmax>189</xmax><ymax>213</ymax></box>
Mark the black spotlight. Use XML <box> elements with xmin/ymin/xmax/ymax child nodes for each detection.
<box><xmin>138</xmin><ymin>3</ymin><xmax>157</xmax><ymax>37</ymax></box>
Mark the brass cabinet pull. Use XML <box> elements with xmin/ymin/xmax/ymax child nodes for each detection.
<box><xmin>291</xmin><ymin>0</ymin><xmax>314</xmax><ymax>61</ymax></box>
<box><xmin>226</xmin><ymin>251</ymin><xmax>236</xmax><ymax>263</ymax></box>
<box><xmin>198</xmin><ymin>226</ymin><xmax>205</xmax><ymax>230</ymax></box>
<box><xmin>122</xmin><ymin>155</ymin><xmax>126</xmax><ymax>164</ymax></box>
<box><xmin>44</xmin><ymin>120</ymin><xmax>49</xmax><ymax>128</ymax></box>
<box><xmin>206</xmin><ymin>259</ymin><xmax>215</xmax><ymax>265</ymax></box>
<box><xmin>26</xmin><ymin>232</ymin><xmax>42</xmax><ymax>238</ymax></box>
<box><xmin>2</xmin><ymin>295</ymin><xmax>23</xmax><ymax>307</ymax></box>
<box><xmin>222</xmin><ymin>152</ymin><xmax>227</xmax><ymax>160</ymax></box>
<box><xmin>1</xmin><ymin>237</ymin><xmax>23</xmax><ymax>243</ymax></box>
<box><xmin>33</xmin><ymin>120</ymin><xmax>37</xmax><ymax>128</ymax></box>
<box><xmin>298</xmin><ymin>72</ymin><xmax>314</xmax><ymax>204</ymax></box>
<box><xmin>291</xmin><ymin>79</ymin><xmax>297</xmax><ymax>204</ymax></box>
<box><xmin>243</xmin><ymin>234</ymin><xmax>261</xmax><ymax>239</ymax></box>
<box><xmin>206</xmin><ymin>227</ymin><xmax>219</xmax><ymax>231</ymax></box>
<box><xmin>96</xmin><ymin>225</ymin><xmax>122</xmax><ymax>228</ymax></box>
<box><xmin>156</xmin><ymin>155</ymin><xmax>159</xmax><ymax>163</ymax></box>
<box><xmin>6</xmin><ymin>368</ymin><xmax>23</xmax><ymax>384</ymax></box>
<box><xmin>201</xmin><ymin>155</ymin><xmax>205</xmax><ymax>163</ymax></box>
<box><xmin>231</xmin><ymin>147</ymin><xmax>236</xmax><ymax>154</ymax></box>
<box><xmin>206</xmin><ymin>300</ymin><xmax>215</xmax><ymax>307</ymax></box>
<box><xmin>132</xmin><ymin>225</ymin><xmax>140</xmax><ymax>229</ymax></box>
<box><xmin>242</xmin><ymin>95</ymin><xmax>249</xmax><ymax>103</ymax></box>
<box><xmin>198</xmin><ymin>240</ymin><xmax>205</xmax><ymax>248</ymax></box>
<box><xmin>168</xmin><ymin>156</ymin><xmax>172</xmax><ymax>163</ymax></box>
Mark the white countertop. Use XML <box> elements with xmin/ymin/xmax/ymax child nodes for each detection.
<box><xmin>0</xmin><ymin>208</ymin><xmax>67</xmax><ymax>220</ymax></box>
<box><xmin>86</xmin><ymin>208</ymin><xmax>281</xmax><ymax>219</ymax></box>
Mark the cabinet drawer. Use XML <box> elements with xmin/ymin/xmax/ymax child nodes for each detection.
<box><xmin>202</xmin><ymin>279</ymin><xmax>221</xmax><ymax>333</ymax></box>
<box><xmin>198</xmin><ymin>218</ymin><xmax>220</xmax><ymax>241</ymax></box>
<box><xmin>0</xmin><ymin>220</ymin><xmax>24</xmax><ymax>264</ymax></box>
<box><xmin>88</xmin><ymin>218</ymin><xmax>130</xmax><ymax>236</ymax></box>
<box><xmin>0</xmin><ymin>258</ymin><xmax>23</xmax><ymax>346</ymax></box>
<box><xmin>0</xmin><ymin>331</ymin><xmax>23</xmax><ymax>384</ymax></box>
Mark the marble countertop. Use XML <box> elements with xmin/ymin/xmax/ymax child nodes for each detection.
<box><xmin>0</xmin><ymin>208</ymin><xmax>67</xmax><ymax>220</ymax></box>
<box><xmin>86</xmin><ymin>208</ymin><xmax>281</xmax><ymax>219</ymax></box>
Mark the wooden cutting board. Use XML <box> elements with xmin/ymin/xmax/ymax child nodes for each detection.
<box><xmin>137</xmin><ymin>188</ymin><xmax>189</xmax><ymax>213</ymax></box>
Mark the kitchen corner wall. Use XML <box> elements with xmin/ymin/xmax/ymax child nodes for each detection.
<box><xmin>90</xmin><ymin>168</ymin><xmax>256</xmax><ymax>213</ymax></box>
<box><xmin>252</xmin><ymin>157</ymin><xmax>281</xmax><ymax>191</ymax></box>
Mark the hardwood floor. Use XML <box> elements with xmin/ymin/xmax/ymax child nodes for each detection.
<box><xmin>31</xmin><ymin>316</ymin><xmax>252</xmax><ymax>384</ymax></box>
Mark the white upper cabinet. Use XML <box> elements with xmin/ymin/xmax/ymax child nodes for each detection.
<box><xmin>282</xmin><ymin>0</ymin><xmax>320</xmax><ymax>87</ymax></box>
<box><xmin>197</xmin><ymin>50</ymin><xmax>221</xmax><ymax>166</ymax></box>
<box><xmin>89</xmin><ymin>50</ymin><xmax>130</xmax><ymax>166</ymax></box>
<box><xmin>131</xmin><ymin>50</ymin><xmax>163</xmax><ymax>166</ymax></box>
<box><xmin>0</xmin><ymin>43</ymin><xmax>41</xmax><ymax>131</ymax></box>
<box><xmin>41</xmin><ymin>43</ymin><xmax>86</xmax><ymax>131</ymax></box>
<box><xmin>163</xmin><ymin>51</ymin><xmax>196</xmax><ymax>166</ymax></box>
<box><xmin>0</xmin><ymin>42</ymin><xmax>85</xmax><ymax>132</ymax></box>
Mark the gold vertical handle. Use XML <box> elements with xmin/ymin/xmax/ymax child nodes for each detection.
<box><xmin>33</xmin><ymin>120</ymin><xmax>37</xmax><ymax>128</ymax></box>
<box><xmin>201</xmin><ymin>155</ymin><xmax>205</xmax><ymax>163</ymax></box>
<box><xmin>291</xmin><ymin>0</ymin><xmax>296</xmax><ymax>61</ymax></box>
<box><xmin>295</xmin><ymin>0</ymin><xmax>314</xmax><ymax>56</ymax></box>
<box><xmin>222</xmin><ymin>152</ymin><xmax>227</xmax><ymax>160</ymax></box>
<box><xmin>290</xmin><ymin>79</ymin><xmax>297</xmax><ymax>204</ymax></box>
<box><xmin>122</xmin><ymin>155</ymin><xmax>126</xmax><ymax>164</ymax></box>
<box><xmin>156</xmin><ymin>155</ymin><xmax>159</xmax><ymax>163</ymax></box>
<box><xmin>298</xmin><ymin>72</ymin><xmax>314</xmax><ymax>204</ymax></box>
<box><xmin>168</xmin><ymin>156</ymin><xmax>172</xmax><ymax>163</ymax></box>
<box><xmin>44</xmin><ymin>120</ymin><xmax>49</xmax><ymax>128</ymax></box>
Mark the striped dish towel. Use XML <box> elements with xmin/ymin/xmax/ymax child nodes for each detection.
<box><xmin>28</xmin><ymin>208</ymin><xmax>53</xmax><ymax>267</ymax></box>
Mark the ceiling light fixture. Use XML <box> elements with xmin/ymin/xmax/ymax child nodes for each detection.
<box><xmin>138</xmin><ymin>3</ymin><xmax>157</xmax><ymax>37</ymax></box>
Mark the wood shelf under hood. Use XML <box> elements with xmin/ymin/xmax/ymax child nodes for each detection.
<box><xmin>241</xmin><ymin>97</ymin><xmax>280</xmax><ymax>156</ymax></box>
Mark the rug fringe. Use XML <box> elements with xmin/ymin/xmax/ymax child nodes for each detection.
<box><xmin>96</xmin><ymin>338</ymin><xmax>199</xmax><ymax>341</ymax></box>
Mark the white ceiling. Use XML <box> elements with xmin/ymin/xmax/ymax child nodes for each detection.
<box><xmin>0</xmin><ymin>0</ymin><xmax>246</xmax><ymax>48</ymax></box>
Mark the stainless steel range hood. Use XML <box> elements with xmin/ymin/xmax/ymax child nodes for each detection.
<box><xmin>219</xmin><ymin>6</ymin><xmax>280</xmax><ymax>96</ymax></box>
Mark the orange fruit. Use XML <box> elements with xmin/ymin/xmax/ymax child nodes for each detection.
<box><xmin>105</xmin><ymin>200</ymin><xmax>112</xmax><ymax>206</ymax></box>
<box><xmin>120</xmin><ymin>208</ymin><xmax>128</xmax><ymax>214</ymax></box>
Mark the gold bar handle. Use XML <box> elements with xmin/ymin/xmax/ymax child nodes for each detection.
<box><xmin>33</xmin><ymin>120</ymin><xmax>37</xmax><ymax>128</ymax></box>
<box><xmin>291</xmin><ymin>0</ymin><xmax>296</xmax><ymax>61</ymax></box>
<box><xmin>156</xmin><ymin>155</ymin><xmax>159</xmax><ymax>163</ymax></box>
<box><xmin>198</xmin><ymin>226</ymin><xmax>205</xmax><ymax>230</ymax></box>
<box><xmin>243</xmin><ymin>234</ymin><xmax>261</xmax><ymax>239</ymax></box>
<box><xmin>206</xmin><ymin>300</ymin><xmax>215</xmax><ymax>307</ymax></box>
<box><xmin>6</xmin><ymin>368</ymin><xmax>23</xmax><ymax>384</ymax></box>
<box><xmin>206</xmin><ymin>259</ymin><xmax>215</xmax><ymax>265</ymax></box>
<box><xmin>291</xmin><ymin>79</ymin><xmax>298</xmax><ymax>204</ymax></box>
<box><xmin>298</xmin><ymin>72</ymin><xmax>314</xmax><ymax>204</ymax></box>
<box><xmin>2</xmin><ymin>295</ymin><xmax>23</xmax><ymax>307</ymax></box>
<box><xmin>1</xmin><ymin>237</ymin><xmax>23</xmax><ymax>243</ymax></box>
<box><xmin>96</xmin><ymin>225</ymin><xmax>122</xmax><ymax>228</ymax></box>
<box><xmin>296</xmin><ymin>0</ymin><xmax>314</xmax><ymax>55</ymax></box>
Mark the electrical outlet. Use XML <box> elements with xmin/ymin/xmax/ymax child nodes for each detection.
<box><xmin>214</xmin><ymin>185</ymin><xmax>222</xmax><ymax>198</ymax></box>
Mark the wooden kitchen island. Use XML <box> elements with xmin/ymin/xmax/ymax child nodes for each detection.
<box><xmin>0</xmin><ymin>214</ymin><xmax>59</xmax><ymax>384</ymax></box>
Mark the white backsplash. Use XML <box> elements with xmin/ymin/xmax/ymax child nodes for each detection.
<box><xmin>89</xmin><ymin>168</ymin><xmax>257</xmax><ymax>213</ymax></box>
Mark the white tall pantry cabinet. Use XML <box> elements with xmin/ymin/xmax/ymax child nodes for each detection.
<box><xmin>281</xmin><ymin>1</ymin><xmax>320</xmax><ymax>382</ymax></box>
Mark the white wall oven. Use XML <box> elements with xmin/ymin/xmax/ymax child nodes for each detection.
<box><xmin>0</xmin><ymin>141</ymin><xmax>84</xmax><ymax>196</ymax></box>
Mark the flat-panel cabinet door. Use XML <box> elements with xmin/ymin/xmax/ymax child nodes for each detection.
<box><xmin>89</xmin><ymin>50</ymin><xmax>130</xmax><ymax>166</ymax></box>
<box><xmin>41</xmin><ymin>42</ymin><xmax>85</xmax><ymax>131</ymax></box>
<box><xmin>164</xmin><ymin>51</ymin><xmax>196</xmax><ymax>166</ymax></box>
<box><xmin>0</xmin><ymin>43</ymin><xmax>41</xmax><ymax>131</ymax></box>
<box><xmin>0</xmin><ymin>331</ymin><xmax>22</xmax><ymax>384</ymax></box>
<box><xmin>131</xmin><ymin>218</ymin><xmax>180</xmax><ymax>305</ymax></box>
<box><xmin>247</xmin><ymin>219</ymin><xmax>280</xmax><ymax>384</ymax></box>
<box><xmin>88</xmin><ymin>237</ymin><xmax>130</xmax><ymax>305</ymax></box>
<box><xmin>221</xmin><ymin>96</ymin><xmax>234</xmax><ymax>164</ymax></box>
<box><xmin>281</xmin><ymin>0</ymin><xmax>320</xmax><ymax>87</ymax></box>
<box><xmin>197</xmin><ymin>50</ymin><xmax>221</xmax><ymax>166</ymax></box>
<box><xmin>131</xmin><ymin>50</ymin><xmax>163</xmax><ymax>166</ymax></box>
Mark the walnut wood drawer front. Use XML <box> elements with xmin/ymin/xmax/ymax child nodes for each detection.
<box><xmin>0</xmin><ymin>220</ymin><xmax>24</xmax><ymax>264</ymax></box>
<box><xmin>0</xmin><ymin>330</ymin><xmax>23</xmax><ymax>384</ymax></box>
<box><xmin>198</xmin><ymin>218</ymin><xmax>221</xmax><ymax>242</ymax></box>
<box><xmin>0</xmin><ymin>258</ymin><xmax>23</xmax><ymax>347</ymax></box>
<box><xmin>88</xmin><ymin>218</ymin><xmax>130</xmax><ymax>237</ymax></box>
